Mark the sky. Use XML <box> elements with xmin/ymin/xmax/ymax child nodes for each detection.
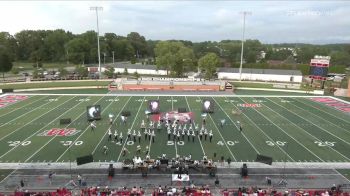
<box><xmin>0</xmin><ymin>1</ymin><xmax>349</xmax><ymax>44</ymax></box>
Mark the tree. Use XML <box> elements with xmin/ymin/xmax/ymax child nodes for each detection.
<box><xmin>198</xmin><ymin>53</ymin><xmax>220</xmax><ymax>79</ymax></box>
<box><xmin>133</xmin><ymin>71</ymin><xmax>139</xmax><ymax>78</ymax></box>
<box><xmin>58</xmin><ymin>66</ymin><xmax>68</xmax><ymax>78</ymax></box>
<box><xmin>75</xmin><ymin>65</ymin><xmax>88</xmax><ymax>77</ymax></box>
<box><xmin>104</xmin><ymin>66</ymin><xmax>115</xmax><ymax>78</ymax></box>
<box><xmin>155</xmin><ymin>41</ymin><xmax>196</xmax><ymax>77</ymax></box>
<box><xmin>0</xmin><ymin>50</ymin><xmax>13</xmax><ymax>79</ymax></box>
<box><xmin>32</xmin><ymin>68</ymin><xmax>39</xmax><ymax>79</ymax></box>
<box><xmin>127</xmin><ymin>32</ymin><xmax>148</xmax><ymax>58</ymax></box>
<box><xmin>123</xmin><ymin>67</ymin><xmax>128</xmax><ymax>75</ymax></box>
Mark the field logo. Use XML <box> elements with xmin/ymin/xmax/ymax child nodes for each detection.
<box><xmin>237</xmin><ymin>103</ymin><xmax>261</xmax><ymax>108</ymax></box>
<box><xmin>38</xmin><ymin>128</ymin><xmax>81</xmax><ymax>137</ymax></box>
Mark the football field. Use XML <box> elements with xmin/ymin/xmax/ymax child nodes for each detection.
<box><xmin>0</xmin><ymin>93</ymin><xmax>350</xmax><ymax>165</ymax></box>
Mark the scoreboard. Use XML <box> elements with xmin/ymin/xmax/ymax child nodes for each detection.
<box><xmin>309</xmin><ymin>56</ymin><xmax>330</xmax><ymax>81</ymax></box>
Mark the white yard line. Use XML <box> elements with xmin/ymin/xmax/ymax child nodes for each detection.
<box><xmin>303</xmin><ymin>97</ymin><xmax>350</xmax><ymax>123</ymax></box>
<box><xmin>0</xmin><ymin>96</ymin><xmax>68</xmax><ymax>141</ymax></box>
<box><xmin>0</xmin><ymin>96</ymin><xmax>56</xmax><ymax>128</ymax></box>
<box><xmin>198</xmin><ymin>97</ymin><xmax>237</xmax><ymax>161</ymax></box>
<box><xmin>236</xmin><ymin>97</ymin><xmax>324</xmax><ymax>162</ymax></box>
<box><xmin>221</xmin><ymin>97</ymin><xmax>295</xmax><ymax>161</ymax></box>
<box><xmin>268</xmin><ymin>98</ymin><xmax>350</xmax><ymax>147</ymax></box>
<box><xmin>0</xmin><ymin>169</ymin><xmax>17</xmax><ymax>184</ymax></box>
<box><xmin>333</xmin><ymin>169</ymin><xmax>350</xmax><ymax>183</ymax></box>
<box><xmin>24</xmin><ymin>96</ymin><xmax>101</xmax><ymax>162</ymax></box>
<box><xmin>116</xmin><ymin>96</ymin><xmax>145</xmax><ymax>162</ymax></box>
<box><xmin>147</xmin><ymin>96</ymin><xmax>159</xmax><ymax>157</ymax></box>
<box><xmin>0</xmin><ymin>96</ymin><xmax>77</xmax><ymax>159</ymax></box>
<box><xmin>213</xmin><ymin>97</ymin><xmax>260</xmax><ymax>155</ymax></box>
<box><xmin>55</xmin><ymin>96</ymin><xmax>116</xmax><ymax>162</ymax></box>
<box><xmin>171</xmin><ymin>96</ymin><xmax>178</xmax><ymax>156</ymax></box>
<box><xmin>185</xmin><ymin>96</ymin><xmax>206</xmax><ymax>156</ymax></box>
<box><xmin>293</xmin><ymin>99</ymin><xmax>350</xmax><ymax>133</ymax></box>
<box><xmin>261</xmin><ymin>98</ymin><xmax>350</xmax><ymax>161</ymax></box>
<box><xmin>92</xmin><ymin>97</ymin><xmax>131</xmax><ymax>155</ymax></box>
<box><xmin>0</xmin><ymin>96</ymin><xmax>48</xmax><ymax>118</ymax></box>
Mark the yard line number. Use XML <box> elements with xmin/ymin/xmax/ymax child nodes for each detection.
<box><xmin>60</xmin><ymin>141</ymin><xmax>83</xmax><ymax>146</ymax></box>
<box><xmin>315</xmin><ymin>141</ymin><xmax>336</xmax><ymax>147</ymax></box>
<box><xmin>135</xmin><ymin>99</ymin><xmax>147</xmax><ymax>102</ymax></box>
<box><xmin>167</xmin><ymin>99</ymin><xmax>177</xmax><ymax>102</ymax></box>
<box><xmin>266</xmin><ymin>141</ymin><xmax>287</xmax><ymax>147</ymax></box>
<box><xmin>8</xmin><ymin>141</ymin><xmax>31</xmax><ymax>147</ymax></box>
<box><xmin>76</xmin><ymin>98</ymin><xmax>90</xmax><ymax>102</ymax></box>
<box><xmin>167</xmin><ymin>141</ymin><xmax>184</xmax><ymax>146</ymax></box>
<box><xmin>47</xmin><ymin>98</ymin><xmax>58</xmax><ymax>102</ymax></box>
<box><xmin>106</xmin><ymin>98</ymin><xmax>119</xmax><ymax>102</ymax></box>
<box><xmin>217</xmin><ymin>140</ymin><xmax>239</xmax><ymax>146</ymax></box>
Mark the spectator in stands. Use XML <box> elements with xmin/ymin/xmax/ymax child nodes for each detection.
<box><xmin>77</xmin><ymin>174</ymin><xmax>82</xmax><ymax>186</ymax></box>
<box><xmin>20</xmin><ymin>178</ymin><xmax>25</xmax><ymax>188</ymax></box>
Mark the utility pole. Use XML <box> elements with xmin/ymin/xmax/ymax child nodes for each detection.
<box><xmin>66</xmin><ymin>50</ymin><xmax>69</xmax><ymax>65</ymax></box>
<box><xmin>90</xmin><ymin>6</ymin><xmax>103</xmax><ymax>79</ymax></box>
<box><xmin>112</xmin><ymin>51</ymin><xmax>115</xmax><ymax>64</ymax></box>
<box><xmin>239</xmin><ymin>11</ymin><xmax>251</xmax><ymax>81</ymax></box>
<box><xmin>104</xmin><ymin>52</ymin><xmax>106</xmax><ymax>65</ymax></box>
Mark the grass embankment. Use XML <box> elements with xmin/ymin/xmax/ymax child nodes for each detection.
<box><xmin>0</xmin><ymin>81</ymin><xmax>110</xmax><ymax>89</ymax></box>
<box><xmin>23</xmin><ymin>88</ymin><xmax>109</xmax><ymax>94</ymax></box>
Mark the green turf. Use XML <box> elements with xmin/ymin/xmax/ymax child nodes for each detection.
<box><xmin>0</xmin><ymin>94</ymin><xmax>349</xmax><ymax>164</ymax></box>
<box><xmin>336</xmin><ymin>169</ymin><xmax>350</xmax><ymax>180</ymax></box>
<box><xmin>0</xmin><ymin>81</ymin><xmax>110</xmax><ymax>89</ymax></box>
<box><xmin>0</xmin><ymin>169</ymin><xmax>14</xmax><ymax>182</ymax></box>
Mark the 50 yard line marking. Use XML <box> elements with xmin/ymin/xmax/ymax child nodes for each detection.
<box><xmin>25</xmin><ymin>96</ymin><xmax>102</xmax><ymax>162</ymax></box>
<box><xmin>185</xmin><ymin>96</ymin><xmax>206</xmax><ymax>156</ymax></box>
<box><xmin>0</xmin><ymin>96</ymin><xmax>48</xmax><ymax>118</ymax></box>
<box><xmin>92</xmin><ymin>97</ymin><xmax>131</xmax><ymax>155</ymax></box>
<box><xmin>0</xmin><ymin>96</ymin><xmax>77</xmax><ymax>159</ymax></box>
<box><xmin>171</xmin><ymin>96</ymin><xmax>178</xmax><ymax>156</ymax></box>
<box><xmin>116</xmin><ymin>96</ymin><xmax>145</xmax><ymax>162</ymax></box>
<box><xmin>198</xmin><ymin>96</ymin><xmax>237</xmax><ymax>162</ymax></box>
<box><xmin>221</xmin><ymin>97</ymin><xmax>295</xmax><ymax>162</ymax></box>
<box><xmin>55</xmin><ymin>96</ymin><xmax>115</xmax><ymax>162</ymax></box>
<box><xmin>147</xmin><ymin>96</ymin><xmax>159</xmax><ymax>157</ymax></box>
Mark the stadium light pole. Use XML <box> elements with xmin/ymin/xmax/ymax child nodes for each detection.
<box><xmin>90</xmin><ymin>6</ymin><xmax>103</xmax><ymax>78</ymax></box>
<box><xmin>239</xmin><ymin>11</ymin><xmax>251</xmax><ymax>81</ymax></box>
